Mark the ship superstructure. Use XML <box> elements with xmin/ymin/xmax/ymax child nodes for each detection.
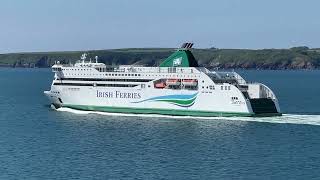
<box><xmin>44</xmin><ymin>43</ymin><xmax>281</xmax><ymax>117</ymax></box>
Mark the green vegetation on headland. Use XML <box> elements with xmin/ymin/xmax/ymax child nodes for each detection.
<box><xmin>1</xmin><ymin>46</ymin><xmax>320</xmax><ymax>69</ymax></box>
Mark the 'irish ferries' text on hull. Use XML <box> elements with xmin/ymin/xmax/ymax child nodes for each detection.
<box><xmin>44</xmin><ymin>43</ymin><xmax>281</xmax><ymax>117</ymax></box>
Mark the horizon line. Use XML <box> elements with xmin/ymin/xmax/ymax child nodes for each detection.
<box><xmin>1</xmin><ymin>46</ymin><xmax>317</xmax><ymax>55</ymax></box>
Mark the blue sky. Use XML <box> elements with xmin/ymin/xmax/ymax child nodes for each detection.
<box><xmin>1</xmin><ymin>0</ymin><xmax>320</xmax><ymax>53</ymax></box>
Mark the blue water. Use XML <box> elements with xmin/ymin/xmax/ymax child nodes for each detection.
<box><xmin>1</xmin><ymin>68</ymin><xmax>320</xmax><ymax>179</ymax></box>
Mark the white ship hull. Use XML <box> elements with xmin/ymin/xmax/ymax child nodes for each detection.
<box><xmin>45</xmin><ymin>82</ymin><xmax>280</xmax><ymax>117</ymax></box>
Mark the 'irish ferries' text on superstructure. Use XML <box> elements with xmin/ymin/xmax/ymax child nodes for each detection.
<box><xmin>44</xmin><ymin>43</ymin><xmax>281</xmax><ymax>117</ymax></box>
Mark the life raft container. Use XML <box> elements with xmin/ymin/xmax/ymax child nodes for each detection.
<box><xmin>181</xmin><ymin>79</ymin><xmax>198</xmax><ymax>86</ymax></box>
<box><xmin>166</xmin><ymin>79</ymin><xmax>181</xmax><ymax>85</ymax></box>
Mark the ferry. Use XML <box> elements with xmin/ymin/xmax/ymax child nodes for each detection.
<box><xmin>44</xmin><ymin>43</ymin><xmax>281</xmax><ymax>117</ymax></box>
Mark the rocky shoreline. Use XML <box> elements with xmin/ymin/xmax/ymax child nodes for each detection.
<box><xmin>1</xmin><ymin>47</ymin><xmax>319</xmax><ymax>70</ymax></box>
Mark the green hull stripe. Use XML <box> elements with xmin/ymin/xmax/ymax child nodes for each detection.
<box><xmin>62</xmin><ymin>104</ymin><xmax>256</xmax><ymax>117</ymax></box>
<box><xmin>157</xmin><ymin>96</ymin><xmax>196</xmax><ymax>106</ymax></box>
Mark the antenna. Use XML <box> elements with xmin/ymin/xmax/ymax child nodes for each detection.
<box><xmin>81</xmin><ymin>53</ymin><xmax>87</xmax><ymax>64</ymax></box>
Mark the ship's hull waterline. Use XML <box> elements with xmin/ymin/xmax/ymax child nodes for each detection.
<box><xmin>60</xmin><ymin>104</ymin><xmax>281</xmax><ymax>117</ymax></box>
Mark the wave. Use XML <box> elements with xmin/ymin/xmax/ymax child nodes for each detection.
<box><xmin>55</xmin><ymin>107</ymin><xmax>320</xmax><ymax>126</ymax></box>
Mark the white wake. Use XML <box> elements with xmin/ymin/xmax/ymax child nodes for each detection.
<box><xmin>56</xmin><ymin>107</ymin><xmax>320</xmax><ymax>126</ymax></box>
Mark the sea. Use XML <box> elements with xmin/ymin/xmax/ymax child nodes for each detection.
<box><xmin>0</xmin><ymin>68</ymin><xmax>320</xmax><ymax>179</ymax></box>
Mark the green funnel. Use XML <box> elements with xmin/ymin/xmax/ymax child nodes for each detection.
<box><xmin>159</xmin><ymin>49</ymin><xmax>199</xmax><ymax>67</ymax></box>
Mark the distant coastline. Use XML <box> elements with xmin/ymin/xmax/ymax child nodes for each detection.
<box><xmin>1</xmin><ymin>46</ymin><xmax>319</xmax><ymax>70</ymax></box>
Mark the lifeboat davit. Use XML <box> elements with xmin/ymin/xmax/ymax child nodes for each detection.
<box><xmin>166</xmin><ymin>79</ymin><xmax>181</xmax><ymax>86</ymax></box>
<box><xmin>182</xmin><ymin>79</ymin><xmax>198</xmax><ymax>86</ymax></box>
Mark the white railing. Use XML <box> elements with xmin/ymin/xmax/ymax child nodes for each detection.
<box><xmin>206</xmin><ymin>70</ymin><xmax>247</xmax><ymax>85</ymax></box>
<box><xmin>106</xmin><ymin>67</ymin><xmax>202</xmax><ymax>74</ymax></box>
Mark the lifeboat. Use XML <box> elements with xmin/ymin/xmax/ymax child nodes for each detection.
<box><xmin>166</xmin><ymin>79</ymin><xmax>181</xmax><ymax>86</ymax></box>
<box><xmin>182</xmin><ymin>79</ymin><xmax>198</xmax><ymax>86</ymax></box>
<box><xmin>154</xmin><ymin>82</ymin><xmax>166</xmax><ymax>88</ymax></box>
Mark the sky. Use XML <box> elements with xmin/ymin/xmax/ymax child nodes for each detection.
<box><xmin>1</xmin><ymin>0</ymin><xmax>320</xmax><ymax>53</ymax></box>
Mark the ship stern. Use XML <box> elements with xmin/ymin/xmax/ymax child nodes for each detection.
<box><xmin>246</xmin><ymin>83</ymin><xmax>282</xmax><ymax>117</ymax></box>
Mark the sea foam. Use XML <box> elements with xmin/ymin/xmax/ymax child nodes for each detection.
<box><xmin>56</xmin><ymin>107</ymin><xmax>320</xmax><ymax>126</ymax></box>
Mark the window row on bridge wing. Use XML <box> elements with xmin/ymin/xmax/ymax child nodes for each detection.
<box><xmin>52</xmin><ymin>67</ymin><xmax>62</xmax><ymax>71</ymax></box>
<box><xmin>58</xmin><ymin>78</ymin><xmax>152</xmax><ymax>82</ymax></box>
<box><xmin>53</xmin><ymin>83</ymin><xmax>138</xmax><ymax>87</ymax></box>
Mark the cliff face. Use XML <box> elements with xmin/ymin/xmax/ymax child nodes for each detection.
<box><xmin>1</xmin><ymin>47</ymin><xmax>319</xmax><ymax>69</ymax></box>
<box><xmin>208</xmin><ymin>59</ymin><xmax>317</xmax><ymax>69</ymax></box>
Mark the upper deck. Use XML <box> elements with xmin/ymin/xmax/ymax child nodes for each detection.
<box><xmin>51</xmin><ymin>44</ymin><xmax>247</xmax><ymax>86</ymax></box>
